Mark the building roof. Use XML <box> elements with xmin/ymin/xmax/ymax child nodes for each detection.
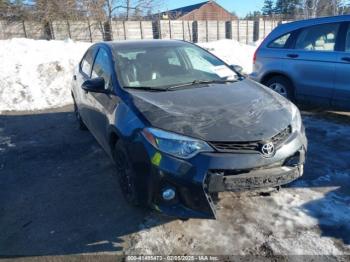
<box><xmin>166</xmin><ymin>1</ymin><xmax>210</xmax><ymax>15</ymax></box>
<box><xmin>149</xmin><ymin>1</ymin><xmax>211</xmax><ymax>19</ymax></box>
<box><xmin>148</xmin><ymin>1</ymin><xmax>236</xmax><ymax>20</ymax></box>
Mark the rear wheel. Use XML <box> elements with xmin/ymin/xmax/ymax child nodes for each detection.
<box><xmin>113</xmin><ymin>141</ymin><xmax>141</xmax><ymax>206</ymax></box>
<box><xmin>265</xmin><ymin>76</ymin><xmax>294</xmax><ymax>101</ymax></box>
<box><xmin>73</xmin><ymin>99</ymin><xmax>87</xmax><ymax>130</ymax></box>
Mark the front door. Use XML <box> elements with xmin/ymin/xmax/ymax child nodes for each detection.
<box><xmin>87</xmin><ymin>47</ymin><xmax>118</xmax><ymax>152</ymax></box>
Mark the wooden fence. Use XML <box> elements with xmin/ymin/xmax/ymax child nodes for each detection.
<box><xmin>0</xmin><ymin>18</ymin><xmax>284</xmax><ymax>43</ymax></box>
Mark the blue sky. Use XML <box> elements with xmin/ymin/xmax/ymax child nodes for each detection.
<box><xmin>163</xmin><ymin>0</ymin><xmax>264</xmax><ymax>18</ymax></box>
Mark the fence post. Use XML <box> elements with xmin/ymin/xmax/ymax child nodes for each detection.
<box><xmin>168</xmin><ymin>20</ymin><xmax>172</xmax><ymax>39</ymax></box>
<box><xmin>122</xmin><ymin>21</ymin><xmax>126</xmax><ymax>40</ymax></box>
<box><xmin>205</xmin><ymin>20</ymin><xmax>208</xmax><ymax>42</ymax></box>
<box><xmin>152</xmin><ymin>20</ymin><xmax>159</xmax><ymax>39</ymax></box>
<box><xmin>182</xmin><ymin>20</ymin><xmax>185</xmax><ymax>40</ymax></box>
<box><xmin>140</xmin><ymin>21</ymin><xmax>143</xmax><ymax>39</ymax></box>
<box><xmin>22</xmin><ymin>20</ymin><xmax>27</xmax><ymax>38</ymax></box>
<box><xmin>225</xmin><ymin>21</ymin><xmax>232</xmax><ymax>39</ymax></box>
<box><xmin>49</xmin><ymin>21</ymin><xmax>54</xmax><ymax>40</ymax></box>
<box><xmin>217</xmin><ymin>20</ymin><xmax>219</xmax><ymax>40</ymax></box>
<box><xmin>237</xmin><ymin>20</ymin><xmax>240</xmax><ymax>42</ymax></box>
<box><xmin>192</xmin><ymin>21</ymin><xmax>198</xmax><ymax>43</ymax></box>
<box><xmin>246</xmin><ymin>20</ymin><xmax>249</xmax><ymax>44</ymax></box>
<box><xmin>253</xmin><ymin>19</ymin><xmax>259</xmax><ymax>42</ymax></box>
<box><xmin>66</xmin><ymin>20</ymin><xmax>71</xmax><ymax>39</ymax></box>
<box><xmin>87</xmin><ymin>19</ymin><xmax>93</xmax><ymax>42</ymax></box>
<box><xmin>187</xmin><ymin>21</ymin><xmax>192</xmax><ymax>42</ymax></box>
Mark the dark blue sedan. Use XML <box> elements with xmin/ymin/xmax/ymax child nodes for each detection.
<box><xmin>72</xmin><ymin>40</ymin><xmax>307</xmax><ymax>219</ymax></box>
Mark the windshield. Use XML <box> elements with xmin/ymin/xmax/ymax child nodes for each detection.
<box><xmin>113</xmin><ymin>44</ymin><xmax>238</xmax><ymax>89</ymax></box>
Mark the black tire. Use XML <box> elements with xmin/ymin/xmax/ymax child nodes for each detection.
<box><xmin>73</xmin><ymin>99</ymin><xmax>87</xmax><ymax>130</ymax></box>
<box><xmin>265</xmin><ymin>76</ymin><xmax>294</xmax><ymax>101</ymax></box>
<box><xmin>113</xmin><ymin>140</ymin><xmax>141</xmax><ymax>206</ymax></box>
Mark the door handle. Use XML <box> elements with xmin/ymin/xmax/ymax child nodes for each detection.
<box><xmin>341</xmin><ymin>57</ymin><xmax>350</xmax><ymax>62</ymax></box>
<box><xmin>287</xmin><ymin>54</ymin><xmax>299</xmax><ymax>58</ymax></box>
<box><xmin>73</xmin><ymin>75</ymin><xmax>77</xmax><ymax>81</ymax></box>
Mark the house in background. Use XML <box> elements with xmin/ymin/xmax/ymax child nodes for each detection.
<box><xmin>151</xmin><ymin>1</ymin><xmax>237</xmax><ymax>21</ymax></box>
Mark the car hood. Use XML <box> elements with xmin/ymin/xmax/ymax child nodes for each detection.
<box><xmin>128</xmin><ymin>79</ymin><xmax>293</xmax><ymax>142</ymax></box>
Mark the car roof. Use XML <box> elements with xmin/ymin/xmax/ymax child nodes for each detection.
<box><xmin>102</xmin><ymin>39</ymin><xmax>190</xmax><ymax>49</ymax></box>
<box><xmin>263</xmin><ymin>15</ymin><xmax>350</xmax><ymax>45</ymax></box>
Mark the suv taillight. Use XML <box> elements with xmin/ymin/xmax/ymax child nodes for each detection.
<box><xmin>253</xmin><ymin>49</ymin><xmax>257</xmax><ymax>65</ymax></box>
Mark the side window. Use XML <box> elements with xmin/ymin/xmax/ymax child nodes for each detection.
<box><xmin>81</xmin><ymin>48</ymin><xmax>94</xmax><ymax>76</ymax></box>
<box><xmin>268</xmin><ymin>33</ymin><xmax>291</xmax><ymax>48</ymax></box>
<box><xmin>295</xmin><ymin>23</ymin><xmax>340</xmax><ymax>51</ymax></box>
<box><xmin>91</xmin><ymin>48</ymin><xmax>112</xmax><ymax>90</ymax></box>
<box><xmin>345</xmin><ymin>26</ymin><xmax>350</xmax><ymax>52</ymax></box>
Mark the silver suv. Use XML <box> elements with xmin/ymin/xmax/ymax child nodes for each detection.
<box><xmin>250</xmin><ymin>15</ymin><xmax>350</xmax><ymax>111</ymax></box>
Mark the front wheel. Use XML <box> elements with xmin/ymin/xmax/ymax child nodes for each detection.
<box><xmin>265</xmin><ymin>76</ymin><xmax>294</xmax><ymax>101</ymax></box>
<box><xmin>113</xmin><ymin>141</ymin><xmax>141</xmax><ymax>206</ymax></box>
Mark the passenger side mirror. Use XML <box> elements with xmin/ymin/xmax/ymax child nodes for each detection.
<box><xmin>82</xmin><ymin>77</ymin><xmax>107</xmax><ymax>93</ymax></box>
<box><xmin>230</xmin><ymin>64</ymin><xmax>243</xmax><ymax>74</ymax></box>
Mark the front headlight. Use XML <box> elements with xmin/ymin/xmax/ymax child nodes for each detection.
<box><xmin>141</xmin><ymin>127</ymin><xmax>213</xmax><ymax>159</ymax></box>
<box><xmin>291</xmin><ymin>104</ymin><xmax>302</xmax><ymax>132</ymax></box>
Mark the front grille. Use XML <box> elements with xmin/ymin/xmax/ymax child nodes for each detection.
<box><xmin>210</xmin><ymin>125</ymin><xmax>292</xmax><ymax>153</ymax></box>
<box><xmin>209</xmin><ymin>141</ymin><xmax>260</xmax><ymax>152</ymax></box>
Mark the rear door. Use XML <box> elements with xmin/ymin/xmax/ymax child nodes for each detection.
<box><xmin>333</xmin><ymin>22</ymin><xmax>350</xmax><ymax>110</ymax></box>
<box><xmin>281</xmin><ymin>23</ymin><xmax>340</xmax><ymax>106</ymax></box>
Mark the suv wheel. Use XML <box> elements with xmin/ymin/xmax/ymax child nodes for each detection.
<box><xmin>73</xmin><ymin>99</ymin><xmax>87</xmax><ymax>130</ymax></box>
<box><xmin>265</xmin><ymin>76</ymin><xmax>294</xmax><ymax>101</ymax></box>
<box><xmin>113</xmin><ymin>141</ymin><xmax>140</xmax><ymax>206</ymax></box>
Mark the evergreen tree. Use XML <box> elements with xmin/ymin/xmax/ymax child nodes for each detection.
<box><xmin>262</xmin><ymin>0</ymin><xmax>275</xmax><ymax>16</ymax></box>
<box><xmin>274</xmin><ymin>0</ymin><xmax>301</xmax><ymax>19</ymax></box>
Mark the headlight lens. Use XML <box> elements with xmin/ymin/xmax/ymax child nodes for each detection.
<box><xmin>291</xmin><ymin>104</ymin><xmax>302</xmax><ymax>132</ymax></box>
<box><xmin>141</xmin><ymin>127</ymin><xmax>213</xmax><ymax>159</ymax></box>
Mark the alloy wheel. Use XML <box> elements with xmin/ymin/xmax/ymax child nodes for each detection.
<box><xmin>115</xmin><ymin>149</ymin><xmax>136</xmax><ymax>203</ymax></box>
<box><xmin>269</xmin><ymin>82</ymin><xmax>288</xmax><ymax>98</ymax></box>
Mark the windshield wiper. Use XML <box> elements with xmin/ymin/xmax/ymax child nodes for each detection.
<box><xmin>123</xmin><ymin>86</ymin><xmax>168</xmax><ymax>92</ymax></box>
<box><xmin>167</xmin><ymin>79</ymin><xmax>237</xmax><ymax>90</ymax></box>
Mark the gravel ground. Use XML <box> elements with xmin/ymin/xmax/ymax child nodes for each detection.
<box><xmin>0</xmin><ymin>106</ymin><xmax>349</xmax><ymax>258</ymax></box>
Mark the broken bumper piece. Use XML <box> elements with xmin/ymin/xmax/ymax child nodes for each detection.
<box><xmin>206</xmin><ymin>165</ymin><xmax>303</xmax><ymax>192</ymax></box>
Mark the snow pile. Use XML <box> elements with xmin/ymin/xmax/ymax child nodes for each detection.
<box><xmin>0</xmin><ymin>38</ymin><xmax>91</xmax><ymax>113</ymax></box>
<box><xmin>198</xmin><ymin>39</ymin><xmax>257</xmax><ymax>74</ymax></box>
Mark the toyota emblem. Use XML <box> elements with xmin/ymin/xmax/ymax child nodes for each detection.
<box><xmin>260</xmin><ymin>142</ymin><xmax>275</xmax><ymax>157</ymax></box>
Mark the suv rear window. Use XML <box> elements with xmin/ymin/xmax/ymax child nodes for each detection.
<box><xmin>295</xmin><ymin>23</ymin><xmax>340</xmax><ymax>51</ymax></box>
<box><xmin>268</xmin><ymin>33</ymin><xmax>291</xmax><ymax>48</ymax></box>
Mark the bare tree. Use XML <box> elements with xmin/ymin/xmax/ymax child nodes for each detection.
<box><xmin>104</xmin><ymin>0</ymin><xmax>162</xmax><ymax>21</ymax></box>
<box><xmin>300</xmin><ymin>0</ymin><xmax>349</xmax><ymax>18</ymax></box>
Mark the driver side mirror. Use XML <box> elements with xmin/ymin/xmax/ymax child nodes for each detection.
<box><xmin>230</xmin><ymin>64</ymin><xmax>243</xmax><ymax>74</ymax></box>
<box><xmin>82</xmin><ymin>77</ymin><xmax>107</xmax><ymax>93</ymax></box>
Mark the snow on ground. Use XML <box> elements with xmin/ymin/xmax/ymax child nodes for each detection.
<box><xmin>0</xmin><ymin>38</ymin><xmax>91</xmax><ymax>113</ymax></box>
<box><xmin>198</xmin><ymin>39</ymin><xmax>257</xmax><ymax>74</ymax></box>
<box><xmin>0</xmin><ymin>38</ymin><xmax>256</xmax><ymax>113</ymax></box>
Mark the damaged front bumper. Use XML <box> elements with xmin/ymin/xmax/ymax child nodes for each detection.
<box><xmin>136</xmin><ymin>129</ymin><xmax>307</xmax><ymax>219</ymax></box>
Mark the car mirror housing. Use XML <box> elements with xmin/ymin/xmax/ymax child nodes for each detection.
<box><xmin>82</xmin><ymin>77</ymin><xmax>107</xmax><ymax>93</ymax></box>
<box><xmin>230</xmin><ymin>64</ymin><xmax>243</xmax><ymax>74</ymax></box>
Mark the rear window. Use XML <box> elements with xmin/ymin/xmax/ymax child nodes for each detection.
<box><xmin>268</xmin><ymin>33</ymin><xmax>291</xmax><ymax>49</ymax></box>
<box><xmin>295</xmin><ymin>23</ymin><xmax>340</xmax><ymax>51</ymax></box>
